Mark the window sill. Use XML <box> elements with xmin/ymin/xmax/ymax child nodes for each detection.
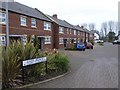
<box><xmin>44</xmin><ymin>29</ymin><xmax>51</xmax><ymax>31</ymax></box>
<box><xmin>21</xmin><ymin>25</ymin><xmax>27</xmax><ymax>27</ymax></box>
<box><xmin>31</xmin><ymin>26</ymin><xmax>37</xmax><ymax>28</ymax></box>
<box><xmin>0</xmin><ymin>23</ymin><xmax>6</xmax><ymax>25</ymax></box>
<box><xmin>59</xmin><ymin>43</ymin><xmax>64</xmax><ymax>45</ymax></box>
<box><xmin>59</xmin><ymin>32</ymin><xmax>64</xmax><ymax>34</ymax></box>
<box><xmin>45</xmin><ymin>42</ymin><xmax>51</xmax><ymax>44</ymax></box>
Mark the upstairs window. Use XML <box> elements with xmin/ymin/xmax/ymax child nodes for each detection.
<box><xmin>67</xmin><ymin>28</ymin><xmax>69</xmax><ymax>34</ymax></box>
<box><xmin>44</xmin><ymin>22</ymin><xmax>51</xmax><ymax>30</ymax></box>
<box><xmin>31</xmin><ymin>18</ymin><xmax>36</xmax><ymax>28</ymax></box>
<box><xmin>0</xmin><ymin>12</ymin><xmax>6</xmax><ymax>24</ymax></box>
<box><xmin>20</xmin><ymin>16</ymin><xmax>26</xmax><ymax>26</ymax></box>
<box><xmin>74</xmin><ymin>30</ymin><xmax>76</xmax><ymax>35</ymax></box>
<box><xmin>59</xmin><ymin>27</ymin><xmax>64</xmax><ymax>34</ymax></box>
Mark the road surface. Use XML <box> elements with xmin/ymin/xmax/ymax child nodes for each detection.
<box><xmin>27</xmin><ymin>43</ymin><xmax>118</xmax><ymax>88</ymax></box>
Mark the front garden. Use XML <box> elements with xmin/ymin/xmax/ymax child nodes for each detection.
<box><xmin>1</xmin><ymin>40</ymin><xmax>69</xmax><ymax>89</ymax></box>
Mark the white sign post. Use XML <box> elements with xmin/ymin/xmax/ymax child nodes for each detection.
<box><xmin>22</xmin><ymin>57</ymin><xmax>47</xmax><ymax>67</ymax></box>
<box><xmin>22</xmin><ymin>57</ymin><xmax>47</xmax><ymax>82</ymax></box>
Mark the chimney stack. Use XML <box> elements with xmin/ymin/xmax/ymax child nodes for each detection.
<box><xmin>81</xmin><ymin>26</ymin><xmax>84</xmax><ymax>28</ymax></box>
<box><xmin>53</xmin><ymin>14</ymin><xmax>57</xmax><ymax>19</ymax></box>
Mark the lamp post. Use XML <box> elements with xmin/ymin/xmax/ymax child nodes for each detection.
<box><xmin>5</xmin><ymin>0</ymin><xmax>9</xmax><ymax>46</ymax></box>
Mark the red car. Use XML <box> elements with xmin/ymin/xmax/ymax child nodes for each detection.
<box><xmin>85</xmin><ymin>42</ymin><xmax>93</xmax><ymax>49</ymax></box>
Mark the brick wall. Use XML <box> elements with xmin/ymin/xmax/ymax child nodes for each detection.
<box><xmin>1</xmin><ymin>11</ymin><xmax>53</xmax><ymax>50</ymax></box>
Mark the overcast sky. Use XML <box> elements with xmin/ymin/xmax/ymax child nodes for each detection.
<box><xmin>15</xmin><ymin>0</ymin><xmax>119</xmax><ymax>31</ymax></box>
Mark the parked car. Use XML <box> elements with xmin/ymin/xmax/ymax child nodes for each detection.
<box><xmin>112</xmin><ymin>40</ymin><xmax>120</xmax><ymax>45</ymax></box>
<box><xmin>85</xmin><ymin>42</ymin><xmax>93</xmax><ymax>49</ymax></box>
<box><xmin>76</xmin><ymin>43</ymin><xmax>86</xmax><ymax>51</ymax></box>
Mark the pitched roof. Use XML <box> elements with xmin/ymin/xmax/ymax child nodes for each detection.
<box><xmin>1</xmin><ymin>2</ymin><xmax>51</xmax><ymax>22</ymax></box>
<box><xmin>73</xmin><ymin>25</ymin><xmax>84</xmax><ymax>32</ymax></box>
<box><xmin>47</xmin><ymin>15</ymin><xmax>75</xmax><ymax>29</ymax></box>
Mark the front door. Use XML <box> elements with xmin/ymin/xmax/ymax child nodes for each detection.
<box><xmin>38</xmin><ymin>38</ymin><xmax>42</xmax><ymax>49</ymax></box>
<box><xmin>64</xmin><ymin>39</ymin><xmax>67</xmax><ymax>47</ymax></box>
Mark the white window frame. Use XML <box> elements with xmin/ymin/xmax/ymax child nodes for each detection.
<box><xmin>0</xmin><ymin>12</ymin><xmax>6</xmax><ymax>24</ymax></box>
<box><xmin>69</xmin><ymin>38</ymin><xmax>71</xmax><ymax>44</ymax></box>
<box><xmin>0</xmin><ymin>36</ymin><xmax>6</xmax><ymax>46</ymax></box>
<box><xmin>44</xmin><ymin>36</ymin><xmax>51</xmax><ymax>44</ymax></box>
<box><xmin>59</xmin><ymin>38</ymin><xmax>64</xmax><ymax>44</ymax></box>
<box><xmin>67</xmin><ymin>28</ymin><xmax>69</xmax><ymax>34</ymax></box>
<box><xmin>59</xmin><ymin>27</ymin><xmax>64</xmax><ymax>34</ymax></box>
<box><xmin>74</xmin><ymin>38</ymin><xmax>77</xmax><ymax>43</ymax></box>
<box><xmin>74</xmin><ymin>30</ymin><xmax>77</xmax><ymax>35</ymax></box>
<box><xmin>44</xmin><ymin>21</ymin><xmax>51</xmax><ymax>31</ymax></box>
<box><xmin>31</xmin><ymin>18</ymin><xmax>36</xmax><ymax>28</ymax></box>
<box><xmin>20</xmin><ymin>16</ymin><xmax>27</xmax><ymax>26</ymax></box>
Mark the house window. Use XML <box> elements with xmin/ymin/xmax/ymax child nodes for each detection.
<box><xmin>20</xmin><ymin>16</ymin><xmax>26</xmax><ymax>26</ymax></box>
<box><xmin>59</xmin><ymin>27</ymin><xmax>64</xmax><ymax>34</ymax></box>
<box><xmin>44</xmin><ymin>22</ymin><xmax>51</xmax><ymax>30</ymax></box>
<box><xmin>70</xmin><ymin>29</ymin><xmax>72</xmax><ymax>34</ymax></box>
<box><xmin>74</xmin><ymin>38</ymin><xmax>77</xmax><ymax>43</ymax></box>
<box><xmin>59</xmin><ymin>38</ymin><xmax>63</xmax><ymax>44</ymax></box>
<box><xmin>31</xmin><ymin>18</ymin><xmax>36</xmax><ymax>28</ymax></box>
<box><xmin>44</xmin><ymin>36</ymin><xmax>51</xmax><ymax>44</ymax></box>
<box><xmin>67</xmin><ymin>38</ymin><xmax>69</xmax><ymax>43</ymax></box>
<box><xmin>0</xmin><ymin>12</ymin><xmax>6</xmax><ymax>24</ymax></box>
<box><xmin>74</xmin><ymin>30</ymin><xmax>76</xmax><ymax>35</ymax></box>
<box><xmin>67</xmin><ymin>28</ymin><xmax>69</xmax><ymax>34</ymax></box>
<box><xmin>83</xmin><ymin>32</ymin><xmax>85</xmax><ymax>36</ymax></box>
<box><xmin>69</xmin><ymin>38</ymin><xmax>71</xmax><ymax>44</ymax></box>
<box><xmin>0</xmin><ymin>36</ymin><xmax>6</xmax><ymax>46</ymax></box>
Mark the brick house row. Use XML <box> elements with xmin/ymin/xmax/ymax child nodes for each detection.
<box><xmin>0</xmin><ymin>1</ymin><xmax>94</xmax><ymax>50</ymax></box>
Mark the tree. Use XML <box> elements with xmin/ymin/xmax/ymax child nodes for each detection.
<box><xmin>101</xmin><ymin>22</ymin><xmax>107</xmax><ymax>37</ymax></box>
<box><xmin>89</xmin><ymin>23</ymin><xmax>95</xmax><ymax>31</ymax></box>
<box><xmin>114</xmin><ymin>22</ymin><xmax>118</xmax><ymax>35</ymax></box>
<box><xmin>81</xmin><ymin>23</ymin><xmax>88</xmax><ymax>29</ymax></box>
<box><xmin>108</xmin><ymin>21</ymin><xmax>115</xmax><ymax>32</ymax></box>
<box><xmin>108</xmin><ymin>31</ymin><xmax>115</xmax><ymax>42</ymax></box>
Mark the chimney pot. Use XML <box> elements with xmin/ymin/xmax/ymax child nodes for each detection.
<box><xmin>53</xmin><ymin>14</ymin><xmax>57</xmax><ymax>19</ymax></box>
<box><xmin>81</xmin><ymin>26</ymin><xmax>84</xmax><ymax>28</ymax></box>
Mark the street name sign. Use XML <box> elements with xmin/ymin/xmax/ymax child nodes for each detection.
<box><xmin>22</xmin><ymin>57</ymin><xmax>47</xmax><ymax>67</ymax></box>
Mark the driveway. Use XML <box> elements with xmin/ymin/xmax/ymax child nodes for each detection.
<box><xmin>26</xmin><ymin>43</ymin><xmax>118</xmax><ymax>88</ymax></box>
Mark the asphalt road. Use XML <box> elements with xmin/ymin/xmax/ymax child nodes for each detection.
<box><xmin>27</xmin><ymin>43</ymin><xmax>118</xmax><ymax>88</ymax></box>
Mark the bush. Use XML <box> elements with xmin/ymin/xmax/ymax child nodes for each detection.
<box><xmin>47</xmin><ymin>52</ymin><xmax>69</xmax><ymax>72</ymax></box>
<box><xmin>2</xmin><ymin>46</ymin><xmax>21</xmax><ymax>88</ymax></box>
<box><xmin>99</xmin><ymin>42</ymin><xmax>104</xmax><ymax>46</ymax></box>
<box><xmin>2</xmin><ymin>41</ymin><xmax>39</xmax><ymax>88</ymax></box>
<box><xmin>90</xmin><ymin>40</ymin><xmax>94</xmax><ymax>45</ymax></box>
<box><xmin>2</xmin><ymin>41</ymin><xmax>69</xmax><ymax>89</ymax></box>
<box><xmin>65</xmin><ymin>44</ymin><xmax>76</xmax><ymax>50</ymax></box>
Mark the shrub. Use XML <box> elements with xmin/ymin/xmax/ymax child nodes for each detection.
<box><xmin>99</xmin><ymin>42</ymin><xmax>104</xmax><ymax>46</ymax></box>
<box><xmin>2</xmin><ymin>46</ymin><xmax>21</xmax><ymax>88</ymax></box>
<box><xmin>90</xmin><ymin>40</ymin><xmax>94</xmax><ymax>45</ymax></box>
<box><xmin>47</xmin><ymin>53</ymin><xmax>69</xmax><ymax>72</ymax></box>
<box><xmin>2</xmin><ymin>41</ymin><xmax>39</xmax><ymax>88</ymax></box>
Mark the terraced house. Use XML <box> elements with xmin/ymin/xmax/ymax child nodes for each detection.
<box><xmin>0</xmin><ymin>1</ymin><xmax>94</xmax><ymax>50</ymax></box>
<box><xmin>47</xmin><ymin>14</ymin><xmax>79</xmax><ymax>49</ymax></box>
<box><xmin>0</xmin><ymin>2</ymin><xmax>53</xmax><ymax>50</ymax></box>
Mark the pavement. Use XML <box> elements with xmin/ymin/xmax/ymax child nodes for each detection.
<box><xmin>17</xmin><ymin>43</ymin><xmax>119</xmax><ymax>88</ymax></box>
